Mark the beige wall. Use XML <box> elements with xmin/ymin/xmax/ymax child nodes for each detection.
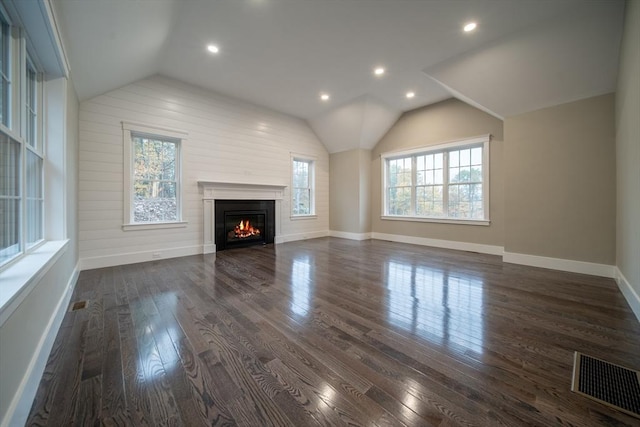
<box><xmin>504</xmin><ymin>93</ymin><xmax>616</xmax><ymax>264</ymax></box>
<box><xmin>615</xmin><ymin>0</ymin><xmax>640</xmax><ymax>314</ymax></box>
<box><xmin>371</xmin><ymin>98</ymin><xmax>504</xmax><ymax>246</ymax></box>
<box><xmin>330</xmin><ymin>148</ymin><xmax>371</xmax><ymax>234</ymax></box>
<box><xmin>359</xmin><ymin>149</ymin><xmax>372</xmax><ymax>233</ymax></box>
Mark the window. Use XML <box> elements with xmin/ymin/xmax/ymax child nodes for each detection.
<box><xmin>132</xmin><ymin>135</ymin><xmax>178</xmax><ymax>222</ymax></box>
<box><xmin>0</xmin><ymin>133</ymin><xmax>20</xmax><ymax>265</ymax></box>
<box><xmin>0</xmin><ymin>17</ymin><xmax>44</xmax><ymax>268</ymax></box>
<box><xmin>122</xmin><ymin>122</ymin><xmax>187</xmax><ymax>230</ymax></box>
<box><xmin>0</xmin><ymin>16</ymin><xmax>10</xmax><ymax>128</ymax></box>
<box><xmin>382</xmin><ymin>135</ymin><xmax>490</xmax><ymax>224</ymax></box>
<box><xmin>291</xmin><ymin>156</ymin><xmax>315</xmax><ymax>216</ymax></box>
<box><xmin>25</xmin><ymin>58</ymin><xmax>36</xmax><ymax>146</ymax></box>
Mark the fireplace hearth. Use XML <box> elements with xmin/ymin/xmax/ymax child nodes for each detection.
<box><xmin>215</xmin><ymin>200</ymin><xmax>275</xmax><ymax>250</ymax></box>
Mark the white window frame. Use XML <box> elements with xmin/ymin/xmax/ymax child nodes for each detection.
<box><xmin>24</xmin><ymin>54</ymin><xmax>37</xmax><ymax>147</ymax></box>
<box><xmin>0</xmin><ymin>15</ymin><xmax>46</xmax><ymax>269</ymax></box>
<box><xmin>381</xmin><ymin>134</ymin><xmax>490</xmax><ymax>226</ymax></box>
<box><xmin>23</xmin><ymin>58</ymin><xmax>43</xmax><ymax>250</ymax></box>
<box><xmin>0</xmin><ymin>0</ymin><xmax>75</xmax><ymax>334</ymax></box>
<box><xmin>122</xmin><ymin>122</ymin><xmax>188</xmax><ymax>231</ymax></box>
<box><xmin>0</xmin><ymin>12</ymin><xmax>11</xmax><ymax>129</ymax></box>
<box><xmin>291</xmin><ymin>153</ymin><xmax>316</xmax><ymax>219</ymax></box>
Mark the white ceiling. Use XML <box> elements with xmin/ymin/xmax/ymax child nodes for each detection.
<box><xmin>55</xmin><ymin>0</ymin><xmax>625</xmax><ymax>153</ymax></box>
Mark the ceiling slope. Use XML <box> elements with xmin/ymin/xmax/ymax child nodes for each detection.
<box><xmin>54</xmin><ymin>0</ymin><xmax>176</xmax><ymax>102</ymax></box>
<box><xmin>308</xmin><ymin>96</ymin><xmax>401</xmax><ymax>154</ymax></box>
<box><xmin>424</xmin><ymin>1</ymin><xmax>625</xmax><ymax>119</ymax></box>
<box><xmin>55</xmin><ymin>0</ymin><xmax>626</xmax><ymax>153</ymax></box>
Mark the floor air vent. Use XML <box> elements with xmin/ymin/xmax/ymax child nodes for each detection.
<box><xmin>571</xmin><ymin>351</ymin><xmax>640</xmax><ymax>418</ymax></box>
<box><xmin>69</xmin><ymin>300</ymin><xmax>88</xmax><ymax>312</ymax></box>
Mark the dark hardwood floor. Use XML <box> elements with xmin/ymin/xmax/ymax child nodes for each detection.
<box><xmin>27</xmin><ymin>238</ymin><xmax>640</xmax><ymax>426</ymax></box>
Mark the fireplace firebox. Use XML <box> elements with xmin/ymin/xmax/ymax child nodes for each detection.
<box><xmin>215</xmin><ymin>200</ymin><xmax>275</xmax><ymax>250</ymax></box>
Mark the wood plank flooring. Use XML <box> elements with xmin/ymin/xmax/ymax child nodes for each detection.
<box><xmin>27</xmin><ymin>238</ymin><xmax>640</xmax><ymax>426</ymax></box>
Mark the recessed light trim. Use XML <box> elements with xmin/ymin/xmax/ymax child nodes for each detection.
<box><xmin>374</xmin><ymin>67</ymin><xmax>385</xmax><ymax>76</ymax></box>
<box><xmin>320</xmin><ymin>93</ymin><xmax>330</xmax><ymax>101</ymax></box>
<box><xmin>406</xmin><ymin>92</ymin><xmax>415</xmax><ymax>99</ymax></box>
<box><xmin>207</xmin><ymin>44</ymin><xmax>219</xmax><ymax>54</ymax></box>
<box><xmin>463</xmin><ymin>22</ymin><xmax>477</xmax><ymax>32</ymax></box>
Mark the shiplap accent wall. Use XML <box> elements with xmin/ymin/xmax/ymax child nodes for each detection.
<box><xmin>79</xmin><ymin>75</ymin><xmax>329</xmax><ymax>269</ymax></box>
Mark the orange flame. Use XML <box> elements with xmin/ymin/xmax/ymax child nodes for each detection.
<box><xmin>234</xmin><ymin>219</ymin><xmax>261</xmax><ymax>238</ymax></box>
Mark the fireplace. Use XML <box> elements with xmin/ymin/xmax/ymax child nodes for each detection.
<box><xmin>199</xmin><ymin>181</ymin><xmax>286</xmax><ymax>253</ymax></box>
<box><xmin>215</xmin><ymin>200</ymin><xmax>275</xmax><ymax>250</ymax></box>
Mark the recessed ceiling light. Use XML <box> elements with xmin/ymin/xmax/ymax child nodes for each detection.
<box><xmin>207</xmin><ymin>44</ymin><xmax>219</xmax><ymax>54</ymax></box>
<box><xmin>320</xmin><ymin>93</ymin><xmax>330</xmax><ymax>101</ymax></box>
<box><xmin>406</xmin><ymin>92</ymin><xmax>415</xmax><ymax>99</ymax></box>
<box><xmin>463</xmin><ymin>22</ymin><xmax>477</xmax><ymax>32</ymax></box>
<box><xmin>374</xmin><ymin>67</ymin><xmax>385</xmax><ymax>76</ymax></box>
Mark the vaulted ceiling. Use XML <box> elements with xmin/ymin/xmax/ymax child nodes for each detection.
<box><xmin>54</xmin><ymin>0</ymin><xmax>625</xmax><ymax>153</ymax></box>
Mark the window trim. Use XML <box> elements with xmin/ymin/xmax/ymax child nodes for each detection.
<box><xmin>381</xmin><ymin>134</ymin><xmax>491</xmax><ymax>225</ymax></box>
<box><xmin>0</xmin><ymin>239</ymin><xmax>68</xmax><ymax>326</ymax></box>
<box><xmin>290</xmin><ymin>153</ymin><xmax>316</xmax><ymax>218</ymax></box>
<box><xmin>0</xmin><ymin>13</ymin><xmax>11</xmax><ymax>130</ymax></box>
<box><xmin>1</xmin><ymin>0</ymin><xmax>74</xmax><ymax>325</ymax></box>
<box><xmin>0</xmin><ymin>18</ymin><xmax>47</xmax><ymax>270</ymax></box>
<box><xmin>24</xmin><ymin>54</ymin><xmax>37</xmax><ymax>147</ymax></box>
<box><xmin>122</xmin><ymin>121</ymin><xmax>188</xmax><ymax>231</ymax></box>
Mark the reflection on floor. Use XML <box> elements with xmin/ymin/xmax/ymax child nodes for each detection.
<box><xmin>28</xmin><ymin>237</ymin><xmax>640</xmax><ymax>426</ymax></box>
<box><xmin>291</xmin><ymin>255</ymin><xmax>313</xmax><ymax>317</ymax></box>
<box><xmin>386</xmin><ymin>260</ymin><xmax>484</xmax><ymax>354</ymax></box>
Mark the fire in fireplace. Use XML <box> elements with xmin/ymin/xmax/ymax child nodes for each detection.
<box><xmin>215</xmin><ymin>200</ymin><xmax>275</xmax><ymax>250</ymax></box>
<box><xmin>229</xmin><ymin>219</ymin><xmax>261</xmax><ymax>240</ymax></box>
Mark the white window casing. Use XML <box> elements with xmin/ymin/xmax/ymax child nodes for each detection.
<box><xmin>381</xmin><ymin>134</ymin><xmax>491</xmax><ymax>226</ymax></box>
<box><xmin>291</xmin><ymin>153</ymin><xmax>316</xmax><ymax>218</ymax></box>
<box><xmin>122</xmin><ymin>121</ymin><xmax>188</xmax><ymax>231</ymax></box>
<box><xmin>0</xmin><ymin>0</ymin><xmax>73</xmax><ymax>327</ymax></box>
<box><xmin>0</xmin><ymin>15</ymin><xmax>47</xmax><ymax>269</ymax></box>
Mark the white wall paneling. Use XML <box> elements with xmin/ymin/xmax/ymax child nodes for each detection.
<box><xmin>78</xmin><ymin>75</ymin><xmax>329</xmax><ymax>268</ymax></box>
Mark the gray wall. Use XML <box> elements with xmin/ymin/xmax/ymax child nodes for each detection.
<box><xmin>371</xmin><ymin>98</ymin><xmax>505</xmax><ymax>247</ymax></box>
<box><xmin>616</xmin><ymin>0</ymin><xmax>640</xmax><ymax>312</ymax></box>
<box><xmin>504</xmin><ymin>94</ymin><xmax>616</xmax><ymax>264</ymax></box>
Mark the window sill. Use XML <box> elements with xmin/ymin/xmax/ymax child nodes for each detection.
<box><xmin>381</xmin><ymin>215</ymin><xmax>490</xmax><ymax>226</ymax></box>
<box><xmin>0</xmin><ymin>240</ymin><xmax>69</xmax><ymax>326</ymax></box>
<box><xmin>122</xmin><ymin>221</ymin><xmax>188</xmax><ymax>231</ymax></box>
<box><xmin>290</xmin><ymin>214</ymin><xmax>318</xmax><ymax>221</ymax></box>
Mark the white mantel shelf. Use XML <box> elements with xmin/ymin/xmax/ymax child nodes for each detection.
<box><xmin>198</xmin><ymin>181</ymin><xmax>287</xmax><ymax>200</ymax></box>
<box><xmin>198</xmin><ymin>181</ymin><xmax>288</xmax><ymax>254</ymax></box>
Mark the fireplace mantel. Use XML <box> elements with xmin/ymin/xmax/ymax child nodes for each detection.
<box><xmin>198</xmin><ymin>181</ymin><xmax>287</xmax><ymax>253</ymax></box>
<box><xmin>198</xmin><ymin>181</ymin><xmax>286</xmax><ymax>201</ymax></box>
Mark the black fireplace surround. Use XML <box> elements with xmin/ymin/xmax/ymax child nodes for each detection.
<box><xmin>215</xmin><ymin>200</ymin><xmax>275</xmax><ymax>251</ymax></box>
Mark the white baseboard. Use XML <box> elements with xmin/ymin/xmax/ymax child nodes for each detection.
<box><xmin>329</xmin><ymin>230</ymin><xmax>372</xmax><ymax>241</ymax></box>
<box><xmin>503</xmin><ymin>251</ymin><xmax>615</xmax><ymax>278</ymax></box>
<box><xmin>80</xmin><ymin>245</ymin><xmax>203</xmax><ymax>270</ymax></box>
<box><xmin>3</xmin><ymin>264</ymin><xmax>79</xmax><ymax>427</ymax></box>
<box><xmin>371</xmin><ymin>232</ymin><xmax>504</xmax><ymax>256</ymax></box>
<box><xmin>275</xmin><ymin>230</ymin><xmax>330</xmax><ymax>244</ymax></box>
<box><xmin>203</xmin><ymin>243</ymin><xmax>216</xmax><ymax>254</ymax></box>
<box><xmin>615</xmin><ymin>267</ymin><xmax>640</xmax><ymax>322</ymax></box>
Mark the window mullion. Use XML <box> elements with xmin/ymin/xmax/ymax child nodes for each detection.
<box><xmin>411</xmin><ymin>156</ymin><xmax>416</xmax><ymax>216</ymax></box>
<box><xmin>19</xmin><ymin>132</ymin><xmax>25</xmax><ymax>254</ymax></box>
<box><xmin>384</xmin><ymin>159</ymin><xmax>389</xmax><ymax>215</ymax></box>
<box><xmin>443</xmin><ymin>151</ymin><xmax>449</xmax><ymax>217</ymax></box>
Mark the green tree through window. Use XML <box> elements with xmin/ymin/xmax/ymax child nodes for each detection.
<box><xmin>133</xmin><ymin>135</ymin><xmax>178</xmax><ymax>222</ymax></box>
